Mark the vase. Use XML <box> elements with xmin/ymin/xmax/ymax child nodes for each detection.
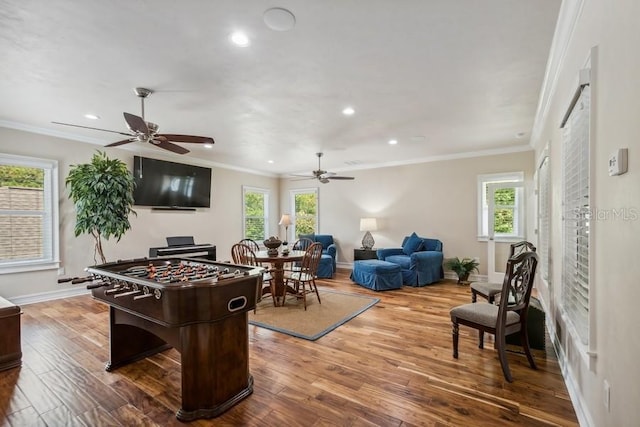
<box><xmin>263</xmin><ymin>236</ymin><xmax>282</xmax><ymax>256</ymax></box>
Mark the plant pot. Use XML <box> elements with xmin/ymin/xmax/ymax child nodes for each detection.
<box><xmin>457</xmin><ymin>273</ymin><xmax>470</xmax><ymax>284</ymax></box>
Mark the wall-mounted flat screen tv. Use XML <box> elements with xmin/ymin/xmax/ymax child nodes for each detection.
<box><xmin>133</xmin><ymin>156</ymin><xmax>211</xmax><ymax>208</ymax></box>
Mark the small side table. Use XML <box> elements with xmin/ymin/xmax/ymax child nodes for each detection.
<box><xmin>354</xmin><ymin>248</ymin><xmax>378</xmax><ymax>261</ymax></box>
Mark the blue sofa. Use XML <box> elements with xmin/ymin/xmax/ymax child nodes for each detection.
<box><xmin>298</xmin><ymin>233</ymin><xmax>336</xmax><ymax>278</ymax></box>
<box><xmin>376</xmin><ymin>233</ymin><xmax>444</xmax><ymax>286</ymax></box>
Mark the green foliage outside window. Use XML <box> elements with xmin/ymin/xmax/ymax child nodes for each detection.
<box><xmin>492</xmin><ymin>187</ymin><xmax>515</xmax><ymax>233</ymax></box>
<box><xmin>244</xmin><ymin>191</ymin><xmax>267</xmax><ymax>240</ymax></box>
<box><xmin>0</xmin><ymin>165</ymin><xmax>44</xmax><ymax>188</ymax></box>
<box><xmin>294</xmin><ymin>192</ymin><xmax>317</xmax><ymax>236</ymax></box>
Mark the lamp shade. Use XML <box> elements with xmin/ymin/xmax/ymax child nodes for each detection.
<box><xmin>279</xmin><ymin>214</ymin><xmax>292</xmax><ymax>226</ymax></box>
<box><xmin>359</xmin><ymin>217</ymin><xmax>378</xmax><ymax>231</ymax></box>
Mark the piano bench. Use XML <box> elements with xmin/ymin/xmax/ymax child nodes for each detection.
<box><xmin>0</xmin><ymin>296</ymin><xmax>22</xmax><ymax>371</ymax></box>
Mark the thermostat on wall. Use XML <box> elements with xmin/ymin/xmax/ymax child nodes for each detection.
<box><xmin>608</xmin><ymin>148</ymin><xmax>628</xmax><ymax>176</ymax></box>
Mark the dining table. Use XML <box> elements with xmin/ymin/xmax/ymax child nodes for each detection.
<box><xmin>254</xmin><ymin>250</ymin><xmax>305</xmax><ymax>306</ymax></box>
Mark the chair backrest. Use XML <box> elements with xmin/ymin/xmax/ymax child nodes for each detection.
<box><xmin>509</xmin><ymin>241</ymin><xmax>536</xmax><ymax>257</ymax></box>
<box><xmin>231</xmin><ymin>243</ymin><xmax>260</xmax><ymax>267</ymax></box>
<box><xmin>239</xmin><ymin>238</ymin><xmax>260</xmax><ymax>253</ymax></box>
<box><xmin>498</xmin><ymin>251</ymin><xmax>538</xmax><ymax>322</ymax></box>
<box><xmin>300</xmin><ymin>242</ymin><xmax>323</xmax><ymax>277</ymax></box>
<box><xmin>292</xmin><ymin>238</ymin><xmax>314</xmax><ymax>251</ymax></box>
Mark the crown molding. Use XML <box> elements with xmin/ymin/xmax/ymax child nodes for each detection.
<box><xmin>530</xmin><ymin>0</ymin><xmax>586</xmax><ymax>147</ymax></box>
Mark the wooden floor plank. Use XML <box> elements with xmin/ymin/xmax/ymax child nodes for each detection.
<box><xmin>0</xmin><ymin>269</ymin><xmax>578</xmax><ymax>426</ymax></box>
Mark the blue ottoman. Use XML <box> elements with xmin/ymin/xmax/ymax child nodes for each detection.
<box><xmin>351</xmin><ymin>260</ymin><xmax>403</xmax><ymax>291</ymax></box>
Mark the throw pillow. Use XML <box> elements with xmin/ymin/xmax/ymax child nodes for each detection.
<box><xmin>402</xmin><ymin>232</ymin><xmax>423</xmax><ymax>255</ymax></box>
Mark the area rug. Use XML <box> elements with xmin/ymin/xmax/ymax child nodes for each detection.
<box><xmin>248</xmin><ymin>289</ymin><xmax>379</xmax><ymax>341</ymax></box>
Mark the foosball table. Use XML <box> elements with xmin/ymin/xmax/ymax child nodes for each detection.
<box><xmin>85</xmin><ymin>257</ymin><xmax>263</xmax><ymax>421</ymax></box>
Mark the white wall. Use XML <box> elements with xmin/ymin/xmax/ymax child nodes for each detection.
<box><xmin>531</xmin><ymin>0</ymin><xmax>640</xmax><ymax>425</ymax></box>
<box><xmin>0</xmin><ymin>127</ymin><xmax>279</xmax><ymax>300</ymax></box>
<box><xmin>280</xmin><ymin>150</ymin><xmax>534</xmax><ymax>275</ymax></box>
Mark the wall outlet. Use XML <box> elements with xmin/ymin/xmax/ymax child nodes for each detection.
<box><xmin>57</xmin><ymin>267</ymin><xmax>65</xmax><ymax>276</ymax></box>
<box><xmin>603</xmin><ymin>380</ymin><xmax>610</xmax><ymax>411</ymax></box>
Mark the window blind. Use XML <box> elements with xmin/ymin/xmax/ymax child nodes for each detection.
<box><xmin>561</xmin><ymin>84</ymin><xmax>590</xmax><ymax>345</ymax></box>
<box><xmin>538</xmin><ymin>156</ymin><xmax>550</xmax><ymax>283</ymax></box>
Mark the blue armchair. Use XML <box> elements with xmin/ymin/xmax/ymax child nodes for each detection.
<box><xmin>376</xmin><ymin>233</ymin><xmax>444</xmax><ymax>286</ymax></box>
<box><xmin>299</xmin><ymin>233</ymin><xmax>336</xmax><ymax>278</ymax></box>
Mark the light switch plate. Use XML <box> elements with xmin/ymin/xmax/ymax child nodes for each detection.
<box><xmin>608</xmin><ymin>148</ymin><xmax>628</xmax><ymax>176</ymax></box>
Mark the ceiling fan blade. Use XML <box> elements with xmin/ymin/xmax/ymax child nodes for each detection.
<box><xmin>327</xmin><ymin>176</ymin><xmax>355</xmax><ymax>180</ymax></box>
<box><xmin>123</xmin><ymin>112</ymin><xmax>149</xmax><ymax>135</ymax></box>
<box><xmin>158</xmin><ymin>134</ymin><xmax>215</xmax><ymax>144</ymax></box>
<box><xmin>150</xmin><ymin>139</ymin><xmax>190</xmax><ymax>154</ymax></box>
<box><xmin>105</xmin><ymin>138</ymin><xmax>135</xmax><ymax>147</ymax></box>
<box><xmin>51</xmin><ymin>122</ymin><xmax>134</xmax><ymax>137</ymax></box>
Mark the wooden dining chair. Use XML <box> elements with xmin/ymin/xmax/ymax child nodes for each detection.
<box><xmin>231</xmin><ymin>243</ymin><xmax>274</xmax><ymax>311</ymax></box>
<box><xmin>283</xmin><ymin>238</ymin><xmax>314</xmax><ymax>274</ymax></box>
<box><xmin>450</xmin><ymin>251</ymin><xmax>539</xmax><ymax>382</ymax></box>
<box><xmin>284</xmin><ymin>242</ymin><xmax>323</xmax><ymax>310</ymax></box>
<box><xmin>471</xmin><ymin>241</ymin><xmax>536</xmax><ymax>304</ymax></box>
<box><xmin>239</xmin><ymin>238</ymin><xmax>260</xmax><ymax>253</ymax></box>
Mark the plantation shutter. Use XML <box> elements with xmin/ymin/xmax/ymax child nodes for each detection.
<box><xmin>561</xmin><ymin>81</ymin><xmax>590</xmax><ymax>345</ymax></box>
<box><xmin>537</xmin><ymin>155</ymin><xmax>550</xmax><ymax>283</ymax></box>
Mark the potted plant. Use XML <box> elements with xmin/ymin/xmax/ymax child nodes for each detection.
<box><xmin>65</xmin><ymin>151</ymin><xmax>136</xmax><ymax>264</ymax></box>
<box><xmin>445</xmin><ymin>257</ymin><xmax>480</xmax><ymax>284</ymax></box>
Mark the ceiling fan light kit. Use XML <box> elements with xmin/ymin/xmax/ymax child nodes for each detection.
<box><xmin>52</xmin><ymin>87</ymin><xmax>214</xmax><ymax>154</ymax></box>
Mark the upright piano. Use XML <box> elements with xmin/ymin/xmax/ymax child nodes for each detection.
<box><xmin>149</xmin><ymin>236</ymin><xmax>216</xmax><ymax>260</ymax></box>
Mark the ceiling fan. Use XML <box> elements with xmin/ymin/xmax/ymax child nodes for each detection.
<box><xmin>52</xmin><ymin>87</ymin><xmax>214</xmax><ymax>154</ymax></box>
<box><xmin>291</xmin><ymin>152</ymin><xmax>355</xmax><ymax>184</ymax></box>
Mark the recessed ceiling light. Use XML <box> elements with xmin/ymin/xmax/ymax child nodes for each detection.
<box><xmin>204</xmin><ymin>144</ymin><xmax>213</xmax><ymax>149</ymax></box>
<box><xmin>342</xmin><ymin>107</ymin><xmax>355</xmax><ymax>116</ymax></box>
<box><xmin>267</xmin><ymin>160</ymin><xmax>274</xmax><ymax>164</ymax></box>
<box><xmin>230</xmin><ymin>31</ymin><xmax>250</xmax><ymax>47</ymax></box>
<box><xmin>84</xmin><ymin>114</ymin><xmax>100</xmax><ymax>120</ymax></box>
<box><xmin>388</xmin><ymin>139</ymin><xmax>398</xmax><ymax>145</ymax></box>
<box><xmin>263</xmin><ymin>7</ymin><xmax>296</xmax><ymax>31</ymax></box>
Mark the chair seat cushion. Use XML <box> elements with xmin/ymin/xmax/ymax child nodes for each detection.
<box><xmin>471</xmin><ymin>281</ymin><xmax>502</xmax><ymax>297</ymax></box>
<box><xmin>385</xmin><ymin>254</ymin><xmax>411</xmax><ymax>269</ymax></box>
<box><xmin>450</xmin><ymin>303</ymin><xmax>520</xmax><ymax>328</ymax></box>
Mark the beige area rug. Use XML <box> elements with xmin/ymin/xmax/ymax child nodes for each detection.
<box><xmin>248</xmin><ymin>289</ymin><xmax>379</xmax><ymax>341</ymax></box>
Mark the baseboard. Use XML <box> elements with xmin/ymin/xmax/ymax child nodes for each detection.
<box><xmin>9</xmin><ymin>286</ymin><xmax>91</xmax><ymax>306</ymax></box>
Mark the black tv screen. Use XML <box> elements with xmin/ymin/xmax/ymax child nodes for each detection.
<box><xmin>133</xmin><ymin>156</ymin><xmax>211</xmax><ymax>208</ymax></box>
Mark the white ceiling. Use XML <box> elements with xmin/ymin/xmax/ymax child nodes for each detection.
<box><xmin>0</xmin><ymin>0</ymin><xmax>560</xmax><ymax>176</ymax></box>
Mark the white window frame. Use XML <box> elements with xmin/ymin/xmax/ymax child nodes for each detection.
<box><xmin>242</xmin><ymin>186</ymin><xmax>270</xmax><ymax>241</ymax></box>
<box><xmin>477</xmin><ymin>172</ymin><xmax>525</xmax><ymax>242</ymax></box>
<box><xmin>289</xmin><ymin>187</ymin><xmax>319</xmax><ymax>238</ymax></box>
<box><xmin>0</xmin><ymin>153</ymin><xmax>59</xmax><ymax>274</ymax></box>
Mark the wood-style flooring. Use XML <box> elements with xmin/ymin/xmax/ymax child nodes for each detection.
<box><xmin>0</xmin><ymin>269</ymin><xmax>578</xmax><ymax>426</ymax></box>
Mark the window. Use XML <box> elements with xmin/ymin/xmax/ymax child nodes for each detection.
<box><xmin>561</xmin><ymin>81</ymin><xmax>590</xmax><ymax>346</ymax></box>
<box><xmin>477</xmin><ymin>172</ymin><xmax>524</xmax><ymax>240</ymax></box>
<box><xmin>242</xmin><ymin>186</ymin><xmax>269</xmax><ymax>241</ymax></box>
<box><xmin>290</xmin><ymin>188</ymin><xmax>318</xmax><ymax>238</ymax></box>
<box><xmin>0</xmin><ymin>154</ymin><xmax>59</xmax><ymax>273</ymax></box>
<box><xmin>537</xmin><ymin>154</ymin><xmax>551</xmax><ymax>283</ymax></box>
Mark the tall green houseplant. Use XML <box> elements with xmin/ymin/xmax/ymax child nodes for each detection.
<box><xmin>66</xmin><ymin>151</ymin><xmax>136</xmax><ymax>264</ymax></box>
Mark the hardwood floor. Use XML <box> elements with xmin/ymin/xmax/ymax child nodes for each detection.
<box><xmin>0</xmin><ymin>269</ymin><xmax>578</xmax><ymax>426</ymax></box>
